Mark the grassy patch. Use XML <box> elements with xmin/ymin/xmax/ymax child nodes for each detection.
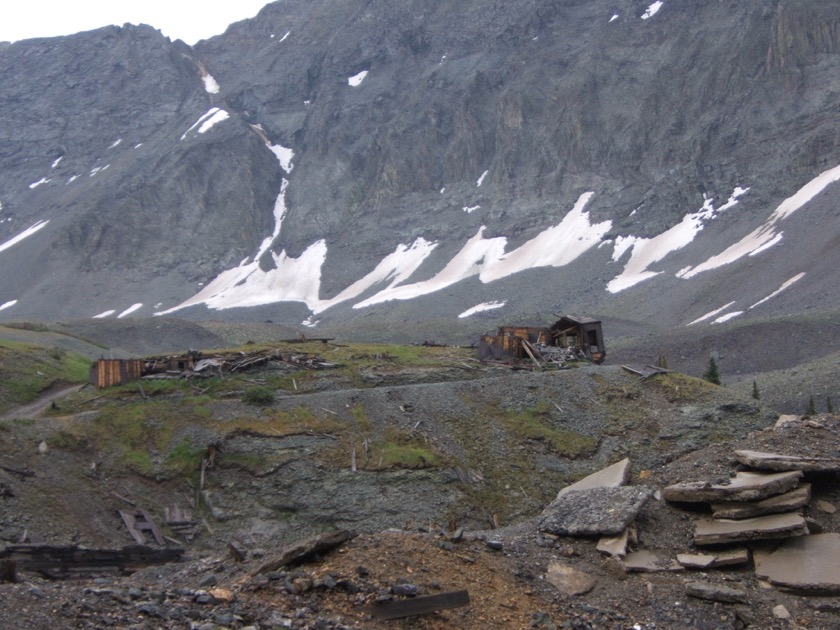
<box><xmin>500</xmin><ymin>402</ymin><xmax>597</xmax><ymax>459</ymax></box>
<box><xmin>0</xmin><ymin>340</ymin><xmax>91</xmax><ymax>412</ymax></box>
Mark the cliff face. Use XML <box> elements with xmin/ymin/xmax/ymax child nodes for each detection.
<box><xmin>0</xmin><ymin>1</ymin><xmax>839</xmax><ymax>336</ymax></box>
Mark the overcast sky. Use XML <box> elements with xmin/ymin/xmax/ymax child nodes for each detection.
<box><xmin>1</xmin><ymin>1</ymin><xmax>272</xmax><ymax>45</ymax></box>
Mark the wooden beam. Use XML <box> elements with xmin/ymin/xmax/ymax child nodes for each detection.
<box><xmin>369</xmin><ymin>589</ymin><xmax>471</xmax><ymax>620</ymax></box>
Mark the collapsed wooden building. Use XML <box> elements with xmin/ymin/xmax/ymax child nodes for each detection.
<box><xmin>89</xmin><ymin>348</ymin><xmax>339</xmax><ymax>388</ymax></box>
<box><xmin>478</xmin><ymin>316</ymin><xmax>606</xmax><ymax>366</ymax></box>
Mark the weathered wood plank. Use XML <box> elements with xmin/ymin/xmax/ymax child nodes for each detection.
<box><xmin>369</xmin><ymin>590</ymin><xmax>471</xmax><ymax>620</ymax></box>
<box><xmin>118</xmin><ymin>510</ymin><xmax>146</xmax><ymax>545</ymax></box>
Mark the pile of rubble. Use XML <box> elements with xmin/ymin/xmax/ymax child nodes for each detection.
<box><xmin>536</xmin><ymin>420</ymin><xmax>840</xmax><ymax>604</ymax></box>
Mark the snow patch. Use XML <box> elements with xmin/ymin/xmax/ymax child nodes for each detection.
<box><xmin>90</xmin><ymin>164</ymin><xmax>110</xmax><ymax>177</ymax></box>
<box><xmin>463</xmin><ymin>205</ymin><xmax>481</xmax><ymax>214</ymax></box>
<box><xmin>348</xmin><ymin>70</ymin><xmax>368</xmax><ymax>87</ymax></box>
<box><xmin>459</xmin><ymin>301</ymin><xmax>506</xmax><ymax>318</ymax></box>
<box><xmin>713</xmin><ymin>311</ymin><xmax>743</xmax><ymax>324</ymax></box>
<box><xmin>609</xmin><ymin>14</ymin><xmax>619</xmax><ymax>23</ymax></box>
<box><xmin>93</xmin><ymin>310</ymin><xmax>115</xmax><ymax>319</ymax></box>
<box><xmin>181</xmin><ymin>108</ymin><xmax>229</xmax><ymax>140</ymax></box>
<box><xmin>66</xmin><ymin>175</ymin><xmax>79</xmax><ymax>184</ymax></box>
<box><xmin>608</xmin><ymin>187</ymin><xmax>748</xmax><ymax>292</ymax></box>
<box><xmin>301</xmin><ymin>316</ymin><xmax>319</xmax><ymax>328</ymax></box>
<box><xmin>134</xmin><ymin>143</ymin><xmax>143</xmax><ymax>149</ymax></box>
<box><xmin>641</xmin><ymin>2</ymin><xmax>664</xmax><ymax>19</ymax></box>
<box><xmin>117</xmin><ymin>303</ymin><xmax>143</xmax><ymax>318</ymax></box>
<box><xmin>678</xmin><ymin>165</ymin><xmax>840</xmax><ymax>279</ymax></box>
<box><xmin>51</xmin><ymin>156</ymin><xmax>63</xmax><ymax>168</ymax></box>
<box><xmin>750</xmin><ymin>273</ymin><xmax>806</xmax><ymax>309</ymax></box>
<box><xmin>687</xmin><ymin>302</ymin><xmax>737</xmax><ymax>326</ymax></box>
<box><xmin>477</xmin><ymin>170</ymin><xmax>489</xmax><ymax>187</ymax></box>
<box><xmin>0</xmin><ymin>300</ymin><xmax>17</xmax><ymax>312</ymax></box>
<box><xmin>0</xmin><ymin>220</ymin><xmax>49</xmax><ymax>254</ymax></box>
<box><xmin>109</xmin><ymin>138</ymin><xmax>122</xmax><ymax>149</ymax></box>
<box><xmin>203</xmin><ymin>74</ymin><xmax>220</xmax><ymax>94</ymax></box>
<box><xmin>28</xmin><ymin>177</ymin><xmax>51</xmax><ymax>189</ymax></box>
<box><xmin>270</xmin><ymin>144</ymin><xmax>294</xmax><ymax>173</ymax></box>
<box><xmin>279</xmin><ymin>31</ymin><xmax>290</xmax><ymax>42</ymax></box>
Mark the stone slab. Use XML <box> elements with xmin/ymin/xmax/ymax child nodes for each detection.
<box><xmin>663</xmin><ymin>470</ymin><xmax>803</xmax><ymax>503</ymax></box>
<box><xmin>677</xmin><ymin>549</ymin><xmax>750</xmax><ymax>569</ymax></box>
<box><xmin>685</xmin><ymin>581</ymin><xmax>748</xmax><ymax>604</ymax></box>
<box><xmin>622</xmin><ymin>550</ymin><xmax>683</xmax><ymax>573</ymax></box>
<box><xmin>734</xmin><ymin>450</ymin><xmax>840</xmax><ymax>473</ymax></box>
<box><xmin>710</xmin><ymin>484</ymin><xmax>811</xmax><ymax>520</ymax></box>
<box><xmin>539</xmin><ymin>486</ymin><xmax>653</xmax><ymax>537</ymax></box>
<box><xmin>694</xmin><ymin>512</ymin><xmax>808</xmax><ymax>546</ymax></box>
<box><xmin>597</xmin><ymin>529</ymin><xmax>629</xmax><ymax>558</ymax></box>
<box><xmin>754</xmin><ymin>533</ymin><xmax>840</xmax><ymax>593</ymax></box>
<box><xmin>546</xmin><ymin>562</ymin><xmax>596</xmax><ymax>596</ymax></box>
<box><xmin>558</xmin><ymin>458</ymin><xmax>631</xmax><ymax>497</ymax></box>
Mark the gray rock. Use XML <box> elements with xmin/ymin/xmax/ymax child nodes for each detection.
<box><xmin>694</xmin><ymin>512</ymin><xmax>809</xmax><ymax>546</ymax></box>
<box><xmin>710</xmin><ymin>484</ymin><xmax>811</xmax><ymax>519</ymax></box>
<box><xmin>734</xmin><ymin>449</ymin><xmax>840</xmax><ymax>472</ymax></box>
<box><xmin>539</xmin><ymin>486</ymin><xmax>653</xmax><ymax>537</ymax></box>
<box><xmin>677</xmin><ymin>549</ymin><xmax>750</xmax><ymax>569</ymax></box>
<box><xmin>663</xmin><ymin>470</ymin><xmax>803</xmax><ymax>503</ymax></box>
<box><xmin>557</xmin><ymin>458</ymin><xmax>631</xmax><ymax>497</ymax></box>
<box><xmin>754</xmin><ymin>533</ymin><xmax>840</xmax><ymax>593</ymax></box>
<box><xmin>622</xmin><ymin>550</ymin><xmax>684</xmax><ymax>573</ymax></box>
<box><xmin>685</xmin><ymin>581</ymin><xmax>749</xmax><ymax>604</ymax></box>
<box><xmin>545</xmin><ymin>562</ymin><xmax>596</xmax><ymax>596</ymax></box>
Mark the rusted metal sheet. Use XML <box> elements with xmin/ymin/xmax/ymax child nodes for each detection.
<box><xmin>89</xmin><ymin>359</ymin><xmax>145</xmax><ymax>388</ymax></box>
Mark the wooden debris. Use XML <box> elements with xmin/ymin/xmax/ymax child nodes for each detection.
<box><xmin>0</xmin><ymin>544</ymin><xmax>184</xmax><ymax>578</ymax></box>
<box><xmin>119</xmin><ymin>510</ymin><xmax>165</xmax><ymax>546</ymax></box>
<box><xmin>0</xmin><ymin>559</ymin><xmax>16</xmax><ymax>583</ymax></box>
<box><xmin>253</xmin><ymin>529</ymin><xmax>357</xmax><ymax>576</ymax></box>
<box><xmin>369</xmin><ymin>589</ymin><xmax>470</xmax><ymax>620</ymax></box>
<box><xmin>164</xmin><ymin>505</ymin><xmax>197</xmax><ymax>541</ymax></box>
<box><xmin>0</xmin><ymin>464</ymin><xmax>35</xmax><ymax>480</ymax></box>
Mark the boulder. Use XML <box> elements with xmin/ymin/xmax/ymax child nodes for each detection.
<box><xmin>710</xmin><ymin>484</ymin><xmax>811</xmax><ymax>520</ymax></box>
<box><xmin>694</xmin><ymin>513</ymin><xmax>808</xmax><ymax>546</ymax></box>
<box><xmin>557</xmin><ymin>458</ymin><xmax>631</xmax><ymax>497</ymax></box>
<box><xmin>663</xmin><ymin>470</ymin><xmax>803</xmax><ymax>503</ymax></box>
<box><xmin>734</xmin><ymin>450</ymin><xmax>840</xmax><ymax>473</ymax></box>
<box><xmin>754</xmin><ymin>533</ymin><xmax>840</xmax><ymax>593</ymax></box>
<box><xmin>545</xmin><ymin>562</ymin><xmax>596</xmax><ymax>596</ymax></box>
<box><xmin>539</xmin><ymin>486</ymin><xmax>653</xmax><ymax>537</ymax></box>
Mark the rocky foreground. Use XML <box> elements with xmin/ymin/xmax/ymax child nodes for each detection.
<box><xmin>1</xmin><ymin>414</ymin><xmax>838</xmax><ymax>629</ymax></box>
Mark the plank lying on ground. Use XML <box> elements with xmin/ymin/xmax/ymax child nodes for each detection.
<box><xmin>254</xmin><ymin>529</ymin><xmax>357</xmax><ymax>576</ymax></box>
<box><xmin>1</xmin><ymin>545</ymin><xmax>184</xmax><ymax>577</ymax></box>
<box><xmin>0</xmin><ymin>464</ymin><xmax>35</xmax><ymax>479</ymax></box>
<box><xmin>369</xmin><ymin>590</ymin><xmax>471</xmax><ymax>620</ymax></box>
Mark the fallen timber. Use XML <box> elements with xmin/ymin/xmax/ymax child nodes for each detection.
<box><xmin>0</xmin><ymin>544</ymin><xmax>184</xmax><ymax>578</ymax></box>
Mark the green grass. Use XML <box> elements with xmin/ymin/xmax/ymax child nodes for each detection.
<box><xmin>0</xmin><ymin>340</ymin><xmax>92</xmax><ymax>412</ymax></box>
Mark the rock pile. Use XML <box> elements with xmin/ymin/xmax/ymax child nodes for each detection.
<box><xmin>536</xmin><ymin>423</ymin><xmax>840</xmax><ymax>604</ymax></box>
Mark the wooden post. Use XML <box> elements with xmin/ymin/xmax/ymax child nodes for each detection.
<box><xmin>0</xmin><ymin>559</ymin><xmax>16</xmax><ymax>583</ymax></box>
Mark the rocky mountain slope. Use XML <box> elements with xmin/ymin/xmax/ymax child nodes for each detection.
<box><xmin>0</xmin><ymin>0</ymin><xmax>838</xmax><ymax>343</ymax></box>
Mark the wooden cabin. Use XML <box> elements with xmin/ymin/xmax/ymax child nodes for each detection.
<box><xmin>89</xmin><ymin>358</ymin><xmax>146</xmax><ymax>388</ymax></box>
<box><xmin>478</xmin><ymin>316</ymin><xmax>606</xmax><ymax>364</ymax></box>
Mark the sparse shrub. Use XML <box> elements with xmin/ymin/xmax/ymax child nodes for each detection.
<box><xmin>828</xmin><ymin>397</ymin><xmax>835</xmax><ymax>414</ymax></box>
<box><xmin>752</xmin><ymin>380</ymin><xmax>760</xmax><ymax>400</ymax></box>
<box><xmin>657</xmin><ymin>354</ymin><xmax>668</xmax><ymax>369</ymax></box>
<box><xmin>806</xmin><ymin>396</ymin><xmax>816</xmax><ymax>416</ymax></box>
<box><xmin>703</xmin><ymin>357</ymin><xmax>721</xmax><ymax>385</ymax></box>
<box><xmin>243</xmin><ymin>386</ymin><xmax>275</xmax><ymax>405</ymax></box>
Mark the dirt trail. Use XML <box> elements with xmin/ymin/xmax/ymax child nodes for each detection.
<box><xmin>0</xmin><ymin>383</ymin><xmax>86</xmax><ymax>420</ymax></box>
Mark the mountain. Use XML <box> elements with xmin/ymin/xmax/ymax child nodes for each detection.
<box><xmin>1</xmin><ymin>0</ymin><xmax>839</xmax><ymax>348</ymax></box>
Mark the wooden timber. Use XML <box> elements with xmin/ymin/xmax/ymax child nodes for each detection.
<box><xmin>369</xmin><ymin>590</ymin><xmax>471</xmax><ymax>620</ymax></box>
<box><xmin>0</xmin><ymin>544</ymin><xmax>184</xmax><ymax>577</ymax></box>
